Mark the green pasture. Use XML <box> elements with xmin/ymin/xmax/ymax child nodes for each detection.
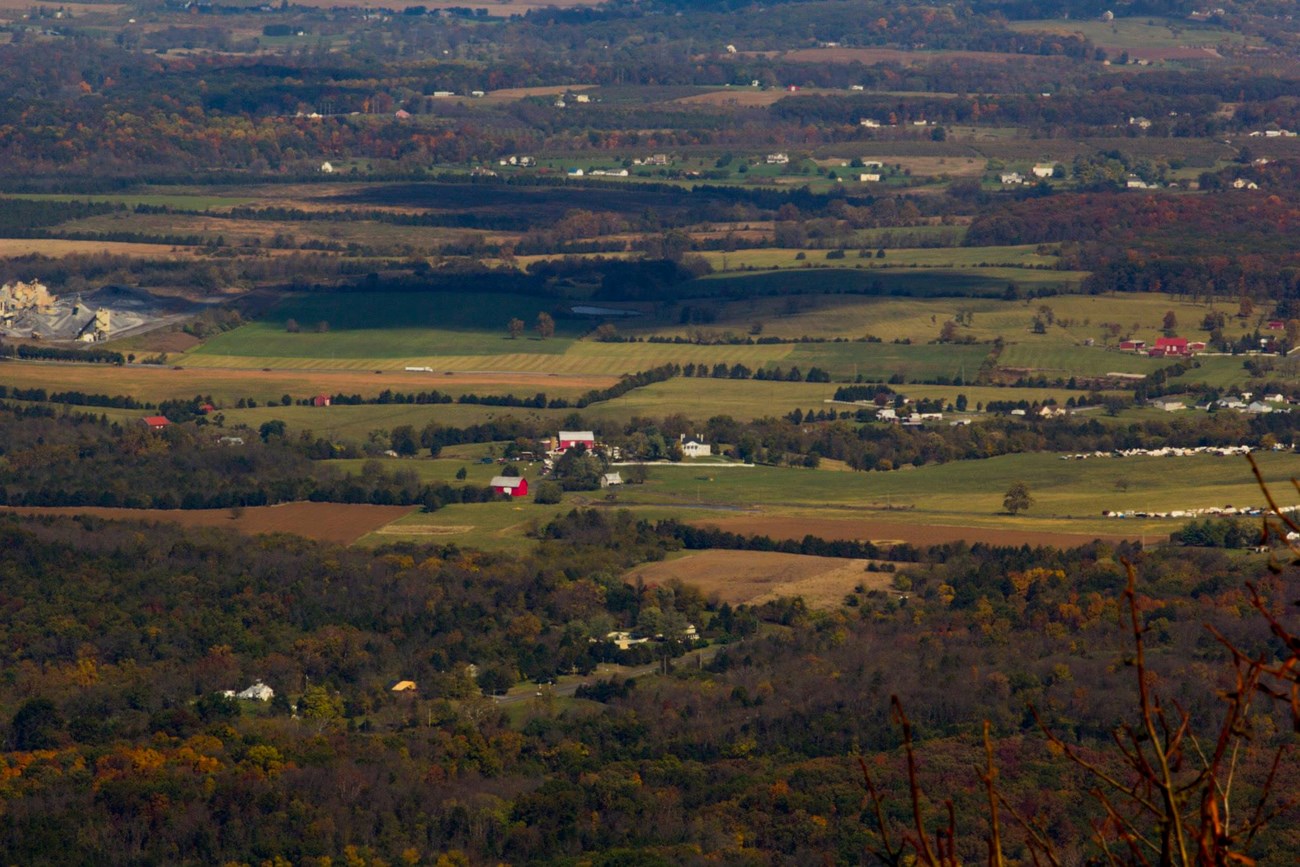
<box><xmin>1006</xmin><ymin>17</ymin><xmax>1253</xmax><ymax>50</ymax></box>
<box><xmin>640</xmin><ymin>291</ymin><xmax>1251</xmax><ymax>348</ymax></box>
<box><xmin>190</xmin><ymin>292</ymin><xmax>581</xmax><ymax>360</ymax></box>
<box><xmin>702</xmin><ymin>244</ymin><xmax>1060</xmax><ymax>272</ymax></box>
<box><xmin>1179</xmin><ymin>355</ymin><xmax>1272</xmax><ymax>389</ymax></box>
<box><xmin>325</xmin><ymin>456</ymin><xmax>523</xmax><ymax>486</ymax></box>
<box><xmin>611</xmin><ymin>450</ymin><xmax>1299</xmax><ymax>529</ymax></box>
<box><xmin>690</xmin><ymin>267</ymin><xmax>1085</xmax><ymax>299</ymax></box>
<box><xmin>893</xmin><ymin>383</ymin><xmax>1123</xmax><ymax>407</ymax></box>
<box><xmin>780</xmin><ymin>342</ymin><xmax>988</xmax><ymax>382</ymax></box>
<box><xmin>357</xmin><ymin>449</ymin><xmax>1299</xmax><ymax>549</ymax></box>
<box><xmin>362</xmin><ymin>497</ymin><xmax>733</xmax><ymax>552</ymax></box>
<box><xmin>581</xmin><ymin>378</ymin><xmax>837</xmax><ymax>422</ymax></box>
<box><xmin>995</xmin><ymin>344</ymin><xmax>1166</xmax><ymax>377</ymax></box>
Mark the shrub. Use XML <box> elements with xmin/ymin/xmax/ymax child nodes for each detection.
<box><xmin>533</xmin><ymin>481</ymin><xmax>562</xmax><ymax>504</ymax></box>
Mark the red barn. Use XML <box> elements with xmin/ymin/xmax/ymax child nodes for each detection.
<box><xmin>490</xmin><ymin>476</ymin><xmax>529</xmax><ymax>497</ymax></box>
<box><xmin>557</xmin><ymin>430</ymin><xmax>596</xmax><ymax>451</ymax></box>
<box><xmin>1154</xmin><ymin>336</ymin><xmax>1189</xmax><ymax>356</ymax></box>
<box><xmin>1118</xmin><ymin>339</ymin><xmax>1146</xmax><ymax>352</ymax></box>
<box><xmin>312</xmin><ymin>394</ymin><xmax>331</xmax><ymax>407</ymax></box>
<box><xmin>141</xmin><ymin>416</ymin><xmax>171</xmax><ymax>430</ymax></box>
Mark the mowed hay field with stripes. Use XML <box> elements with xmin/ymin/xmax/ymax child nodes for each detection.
<box><xmin>175</xmin><ymin>289</ymin><xmax>1257</xmax><ymax>384</ymax></box>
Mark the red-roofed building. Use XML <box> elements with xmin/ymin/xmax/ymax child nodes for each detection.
<box><xmin>1119</xmin><ymin>339</ymin><xmax>1146</xmax><ymax>352</ymax></box>
<box><xmin>199</xmin><ymin>403</ymin><xmax>217</xmax><ymax>414</ymax></box>
<box><xmin>312</xmin><ymin>394</ymin><xmax>331</xmax><ymax>407</ymax></box>
<box><xmin>490</xmin><ymin>476</ymin><xmax>529</xmax><ymax>497</ymax></box>
<box><xmin>1152</xmin><ymin>336</ymin><xmax>1189</xmax><ymax>357</ymax></box>
<box><xmin>141</xmin><ymin>416</ymin><xmax>171</xmax><ymax>430</ymax></box>
<box><xmin>556</xmin><ymin>430</ymin><xmax>596</xmax><ymax>451</ymax></box>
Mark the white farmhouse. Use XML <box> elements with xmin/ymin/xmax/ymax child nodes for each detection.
<box><xmin>680</xmin><ymin>435</ymin><xmax>711</xmax><ymax>458</ymax></box>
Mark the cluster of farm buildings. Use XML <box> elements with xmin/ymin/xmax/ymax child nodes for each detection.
<box><xmin>1116</xmin><ymin>336</ymin><xmax>1206</xmax><ymax>357</ymax></box>
<box><xmin>488</xmin><ymin>430</ymin><xmax>712</xmax><ymax>497</ymax></box>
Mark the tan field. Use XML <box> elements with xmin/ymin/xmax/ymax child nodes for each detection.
<box><xmin>626</xmin><ymin>549</ymin><xmax>895</xmax><ymax>608</ymax></box>
<box><xmin>487</xmin><ymin>84</ymin><xmax>597</xmax><ymax>100</ymax></box>
<box><xmin>287</xmin><ymin>0</ymin><xmax>599</xmax><ymax>11</ymax></box>
<box><xmin>3</xmin><ymin>502</ymin><xmax>416</xmax><ymax>545</ymax></box>
<box><xmin>0</xmin><ymin>360</ymin><xmax>618</xmax><ymax>404</ymax></box>
<box><xmin>0</xmin><ymin>0</ymin><xmax>122</xmax><ymax>11</ymax></box>
<box><xmin>675</xmin><ymin>88</ymin><xmax>841</xmax><ymax>107</ymax></box>
<box><xmin>690</xmin><ymin>516</ymin><xmax>1139</xmax><ymax>550</ymax></box>
<box><xmin>0</xmin><ymin>239</ymin><xmax>195</xmax><ymax>258</ymax></box>
<box><xmin>780</xmin><ymin>47</ymin><xmax>1054</xmax><ymax>65</ymax></box>
<box><xmin>738</xmin><ymin>47</ymin><xmax>1052</xmax><ymax>66</ymax></box>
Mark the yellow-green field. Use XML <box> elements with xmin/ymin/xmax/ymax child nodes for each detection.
<box><xmin>1007</xmin><ymin>16</ymin><xmax>1254</xmax><ymax>52</ymax></box>
<box><xmin>355</xmin><ymin>450</ymin><xmax>1298</xmax><ymax>550</ymax></box>
<box><xmin>0</xmin><ymin>362</ymin><xmax>613</xmax><ymax>406</ymax></box>
<box><xmin>641</xmin><ymin>291</ymin><xmax>1255</xmax><ymax>347</ymax></box>
<box><xmin>700</xmin><ymin>244</ymin><xmax>1061</xmax><ymax>271</ymax></box>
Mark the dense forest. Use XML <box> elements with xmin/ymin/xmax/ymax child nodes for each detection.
<box><xmin>0</xmin><ymin>508</ymin><xmax>1295</xmax><ymax>863</ymax></box>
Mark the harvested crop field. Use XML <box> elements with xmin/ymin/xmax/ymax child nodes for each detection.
<box><xmin>747</xmin><ymin>47</ymin><xmax>1052</xmax><ymax>66</ymax></box>
<box><xmin>675</xmin><ymin>88</ymin><xmax>839</xmax><ymax>107</ymax></box>
<box><xmin>691</xmin><ymin>516</ymin><xmax>1139</xmax><ymax>549</ymax></box>
<box><xmin>0</xmin><ymin>239</ymin><xmax>194</xmax><ymax>258</ymax></box>
<box><xmin>1126</xmin><ymin>46</ymin><xmax>1222</xmax><ymax>61</ymax></box>
<box><xmin>487</xmin><ymin>84</ymin><xmax>597</xmax><ymax>100</ymax></box>
<box><xmin>290</xmin><ymin>0</ymin><xmax>598</xmax><ymax>10</ymax></box>
<box><xmin>0</xmin><ymin>360</ymin><xmax>617</xmax><ymax>404</ymax></box>
<box><xmin>2</xmin><ymin>502</ymin><xmax>415</xmax><ymax>544</ymax></box>
<box><xmin>626</xmin><ymin>549</ymin><xmax>894</xmax><ymax>608</ymax></box>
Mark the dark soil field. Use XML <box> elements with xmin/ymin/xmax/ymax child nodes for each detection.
<box><xmin>329</xmin><ymin>183</ymin><xmax>696</xmax><ymax>228</ymax></box>
<box><xmin>3</xmin><ymin>502</ymin><xmax>416</xmax><ymax>544</ymax></box>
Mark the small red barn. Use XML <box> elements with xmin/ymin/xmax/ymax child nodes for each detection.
<box><xmin>490</xmin><ymin>476</ymin><xmax>529</xmax><ymax>497</ymax></box>
<box><xmin>312</xmin><ymin>394</ymin><xmax>331</xmax><ymax>407</ymax></box>
<box><xmin>141</xmin><ymin>415</ymin><xmax>171</xmax><ymax>430</ymax></box>
<box><xmin>1118</xmin><ymin>339</ymin><xmax>1146</xmax><ymax>352</ymax></box>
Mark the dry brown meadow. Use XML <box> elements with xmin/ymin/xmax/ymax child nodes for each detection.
<box><xmin>4</xmin><ymin>502</ymin><xmax>416</xmax><ymax>544</ymax></box>
<box><xmin>627</xmin><ymin>549</ymin><xmax>895</xmax><ymax>609</ymax></box>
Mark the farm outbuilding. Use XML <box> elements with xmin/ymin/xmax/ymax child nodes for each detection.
<box><xmin>491</xmin><ymin>476</ymin><xmax>529</xmax><ymax>497</ymax></box>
